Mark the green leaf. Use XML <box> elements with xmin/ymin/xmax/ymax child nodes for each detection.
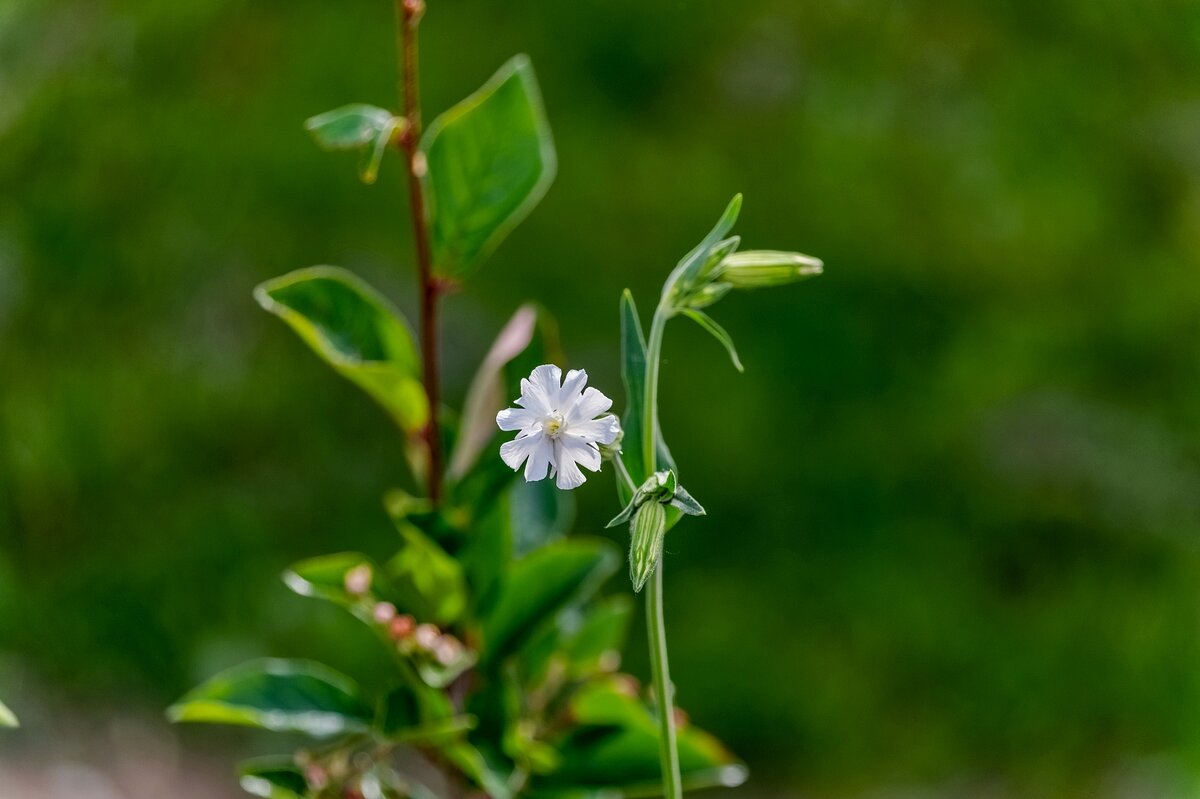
<box><xmin>666</xmin><ymin>194</ymin><xmax>743</xmax><ymax>299</ymax></box>
<box><xmin>422</xmin><ymin>55</ymin><xmax>556</xmax><ymax>279</ymax></box>
<box><xmin>386</xmin><ymin>522</ymin><xmax>467</xmax><ymax>626</ymax></box>
<box><xmin>304</xmin><ymin>104</ymin><xmax>403</xmax><ymax>185</ymax></box>
<box><xmin>481</xmin><ymin>538</ymin><xmax>619</xmax><ymax>667</ymax></box>
<box><xmin>239</xmin><ymin>758</ymin><xmax>308</xmax><ymax>799</ymax></box>
<box><xmin>0</xmin><ymin>699</ymin><xmax>16</xmax><ymax>728</ymax></box>
<box><xmin>443</xmin><ymin>743</ymin><xmax>514</xmax><ymax>799</ymax></box>
<box><xmin>255</xmin><ymin>267</ymin><xmax>428</xmax><ymax>435</ymax></box>
<box><xmin>510</xmin><ymin>477</ymin><xmax>575</xmax><ymax>556</ymax></box>
<box><xmin>167</xmin><ymin>659</ymin><xmax>372</xmax><ymax>737</ymax></box>
<box><xmin>537</xmin><ymin>680</ymin><xmax>745</xmax><ymax>791</ymax></box>
<box><xmin>377</xmin><ymin>686</ymin><xmax>476</xmax><ymax>744</ymax></box>
<box><xmin>283</xmin><ymin>551</ymin><xmax>380</xmax><ymax>611</ymax></box>
<box><xmin>617</xmin><ymin>291</ymin><xmax>677</xmax><ymax>505</ymax></box>
<box><xmin>680</xmin><ymin>308</ymin><xmax>744</xmax><ymax>373</ymax></box>
<box><xmin>562</xmin><ymin>596</ymin><xmax>633</xmax><ymax>676</ymax></box>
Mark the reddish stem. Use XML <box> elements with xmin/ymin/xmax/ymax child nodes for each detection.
<box><xmin>395</xmin><ymin>0</ymin><xmax>443</xmax><ymax>503</ymax></box>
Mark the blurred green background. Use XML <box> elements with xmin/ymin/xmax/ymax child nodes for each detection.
<box><xmin>4</xmin><ymin>0</ymin><xmax>1200</xmax><ymax>796</ymax></box>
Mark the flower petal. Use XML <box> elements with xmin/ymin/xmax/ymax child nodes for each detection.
<box><xmin>517</xmin><ymin>364</ymin><xmax>562</xmax><ymax>415</ymax></box>
<box><xmin>558</xmin><ymin>435</ymin><xmax>601</xmax><ymax>473</ymax></box>
<box><xmin>568</xmin><ymin>415</ymin><xmax>621</xmax><ymax>445</ymax></box>
<box><xmin>554</xmin><ymin>450</ymin><xmax>587</xmax><ymax>490</ymax></box>
<box><xmin>566</xmin><ymin>386</ymin><xmax>613</xmax><ymax>424</ymax></box>
<box><xmin>524</xmin><ymin>435</ymin><xmax>555</xmax><ymax>482</ymax></box>
<box><xmin>557</xmin><ymin>369</ymin><xmax>588</xmax><ymax>415</ymax></box>
<box><xmin>496</xmin><ymin>407</ymin><xmax>539</xmax><ymax>432</ymax></box>
<box><xmin>500</xmin><ymin>430</ymin><xmax>545</xmax><ymax>473</ymax></box>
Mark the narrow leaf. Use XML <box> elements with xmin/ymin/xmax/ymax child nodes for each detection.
<box><xmin>168</xmin><ymin>659</ymin><xmax>372</xmax><ymax>737</ymax></box>
<box><xmin>423</xmin><ymin>55</ymin><xmax>556</xmax><ymax>279</ymax></box>
<box><xmin>681</xmin><ymin>308</ymin><xmax>744</xmax><ymax>372</ymax></box>
<box><xmin>670</xmin><ymin>484</ymin><xmax>706</xmax><ymax>517</ymax></box>
<box><xmin>666</xmin><ymin>194</ymin><xmax>743</xmax><ymax>296</ymax></box>
<box><xmin>305</xmin><ymin>104</ymin><xmax>395</xmax><ymax>150</ymax></box>
<box><xmin>617</xmin><ymin>291</ymin><xmax>677</xmax><ymax>504</ymax></box>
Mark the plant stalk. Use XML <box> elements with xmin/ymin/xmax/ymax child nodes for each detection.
<box><xmin>395</xmin><ymin>0</ymin><xmax>444</xmax><ymax>504</ymax></box>
<box><xmin>642</xmin><ymin>306</ymin><xmax>682</xmax><ymax>799</ymax></box>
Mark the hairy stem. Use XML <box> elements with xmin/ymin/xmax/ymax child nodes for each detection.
<box><xmin>642</xmin><ymin>305</ymin><xmax>682</xmax><ymax>799</ymax></box>
<box><xmin>394</xmin><ymin>0</ymin><xmax>444</xmax><ymax>503</ymax></box>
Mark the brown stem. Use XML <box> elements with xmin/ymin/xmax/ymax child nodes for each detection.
<box><xmin>395</xmin><ymin>0</ymin><xmax>443</xmax><ymax>503</ymax></box>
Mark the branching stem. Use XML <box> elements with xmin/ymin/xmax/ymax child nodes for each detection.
<box><xmin>394</xmin><ymin>0</ymin><xmax>444</xmax><ymax>503</ymax></box>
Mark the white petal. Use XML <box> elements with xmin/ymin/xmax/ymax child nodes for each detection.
<box><xmin>517</xmin><ymin>364</ymin><xmax>561</xmax><ymax>415</ymax></box>
<box><xmin>554</xmin><ymin>451</ymin><xmax>587</xmax><ymax>489</ymax></box>
<box><xmin>558</xmin><ymin>435</ymin><xmax>602</xmax><ymax>473</ymax></box>
<box><xmin>566</xmin><ymin>386</ymin><xmax>613</xmax><ymax>424</ymax></box>
<box><xmin>496</xmin><ymin>407</ymin><xmax>538</xmax><ymax>432</ymax></box>
<box><xmin>569</xmin><ymin>415</ymin><xmax>620</xmax><ymax>445</ymax></box>
<box><xmin>557</xmin><ymin>369</ymin><xmax>588</xmax><ymax>414</ymax></box>
<box><xmin>524</xmin><ymin>435</ymin><xmax>555</xmax><ymax>482</ymax></box>
<box><xmin>500</xmin><ymin>431</ymin><xmax>545</xmax><ymax>472</ymax></box>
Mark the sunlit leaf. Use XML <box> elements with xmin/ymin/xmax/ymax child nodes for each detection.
<box><xmin>423</xmin><ymin>55</ymin><xmax>556</xmax><ymax>279</ymax></box>
<box><xmin>255</xmin><ymin>267</ymin><xmax>428</xmax><ymax>435</ymax></box>
<box><xmin>168</xmin><ymin>659</ymin><xmax>372</xmax><ymax>737</ymax></box>
<box><xmin>0</xmin><ymin>700</ymin><xmax>16</xmax><ymax>728</ymax></box>
<box><xmin>304</xmin><ymin>104</ymin><xmax>402</xmax><ymax>184</ymax></box>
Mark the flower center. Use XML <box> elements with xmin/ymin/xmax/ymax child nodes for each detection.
<box><xmin>544</xmin><ymin>412</ymin><xmax>566</xmax><ymax>438</ymax></box>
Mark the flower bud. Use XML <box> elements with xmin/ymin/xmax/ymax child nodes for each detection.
<box><xmin>372</xmin><ymin>602</ymin><xmax>397</xmax><ymax>624</ymax></box>
<box><xmin>343</xmin><ymin>564</ymin><xmax>373</xmax><ymax>596</ymax></box>
<box><xmin>388</xmin><ymin>614</ymin><xmax>416</xmax><ymax>640</ymax></box>
<box><xmin>716</xmin><ymin>250</ymin><xmax>823</xmax><ymax>289</ymax></box>
<box><xmin>414</xmin><ymin>623</ymin><xmax>440</xmax><ymax>650</ymax></box>
<box><xmin>629</xmin><ymin>500</ymin><xmax>667</xmax><ymax>593</ymax></box>
<box><xmin>598</xmin><ymin>425</ymin><xmax>624</xmax><ymax>462</ymax></box>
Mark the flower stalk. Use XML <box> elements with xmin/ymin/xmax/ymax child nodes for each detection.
<box><xmin>641</xmin><ymin>302</ymin><xmax>683</xmax><ymax>799</ymax></box>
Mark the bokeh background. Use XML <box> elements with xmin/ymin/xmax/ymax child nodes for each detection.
<box><xmin>4</xmin><ymin>0</ymin><xmax>1200</xmax><ymax>796</ymax></box>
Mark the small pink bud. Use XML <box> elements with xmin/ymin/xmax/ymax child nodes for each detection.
<box><xmin>414</xmin><ymin>623</ymin><xmax>440</xmax><ymax>650</ymax></box>
<box><xmin>304</xmin><ymin>764</ymin><xmax>329</xmax><ymax>791</ymax></box>
<box><xmin>343</xmin><ymin>563</ymin><xmax>372</xmax><ymax>596</ymax></box>
<box><xmin>388</xmin><ymin>614</ymin><xmax>415</xmax><ymax>640</ymax></box>
<box><xmin>372</xmin><ymin>602</ymin><xmax>397</xmax><ymax>624</ymax></box>
<box><xmin>434</xmin><ymin>636</ymin><xmax>462</xmax><ymax>666</ymax></box>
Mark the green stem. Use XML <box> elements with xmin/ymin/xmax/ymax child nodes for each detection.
<box><xmin>641</xmin><ymin>304</ymin><xmax>682</xmax><ymax>799</ymax></box>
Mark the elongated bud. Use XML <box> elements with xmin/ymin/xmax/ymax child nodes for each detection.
<box><xmin>629</xmin><ymin>501</ymin><xmax>667</xmax><ymax>592</ymax></box>
<box><xmin>717</xmin><ymin>250</ymin><xmax>823</xmax><ymax>288</ymax></box>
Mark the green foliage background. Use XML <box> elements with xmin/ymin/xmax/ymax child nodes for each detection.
<box><xmin>4</xmin><ymin>0</ymin><xmax>1200</xmax><ymax>794</ymax></box>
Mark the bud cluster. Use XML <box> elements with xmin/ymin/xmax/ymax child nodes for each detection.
<box><xmin>342</xmin><ymin>562</ymin><xmax>465</xmax><ymax>667</ymax></box>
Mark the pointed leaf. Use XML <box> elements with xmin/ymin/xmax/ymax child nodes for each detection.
<box><xmin>481</xmin><ymin>538</ymin><xmax>619</xmax><ymax>667</ymax></box>
<box><xmin>666</xmin><ymin>194</ymin><xmax>743</xmax><ymax>299</ymax></box>
<box><xmin>168</xmin><ymin>659</ymin><xmax>372</xmax><ymax>737</ymax></box>
<box><xmin>386</xmin><ymin>522</ymin><xmax>467</xmax><ymax>626</ymax></box>
<box><xmin>255</xmin><ymin>267</ymin><xmax>428</xmax><ymax>434</ymax></box>
<box><xmin>422</xmin><ymin>55</ymin><xmax>556</xmax><ymax>279</ymax></box>
<box><xmin>681</xmin><ymin>308</ymin><xmax>744</xmax><ymax>372</ymax></box>
<box><xmin>306</xmin><ymin>104</ymin><xmax>395</xmax><ymax>150</ymax></box>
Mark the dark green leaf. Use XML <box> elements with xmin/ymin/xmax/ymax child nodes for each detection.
<box><xmin>386</xmin><ymin>522</ymin><xmax>467</xmax><ymax>625</ymax></box>
<box><xmin>562</xmin><ymin>595</ymin><xmax>633</xmax><ymax>676</ymax></box>
<box><xmin>168</xmin><ymin>659</ymin><xmax>372</xmax><ymax>737</ymax></box>
<box><xmin>238</xmin><ymin>758</ymin><xmax>308</xmax><ymax>799</ymax></box>
<box><xmin>681</xmin><ymin>308</ymin><xmax>744</xmax><ymax>372</ymax></box>
<box><xmin>481</xmin><ymin>538</ymin><xmax>619</xmax><ymax>667</ymax></box>
<box><xmin>538</xmin><ymin>680</ymin><xmax>744</xmax><ymax>790</ymax></box>
<box><xmin>510</xmin><ymin>477</ymin><xmax>575</xmax><ymax>555</ymax></box>
<box><xmin>377</xmin><ymin>687</ymin><xmax>476</xmax><ymax>744</ymax></box>
<box><xmin>422</xmin><ymin>55</ymin><xmax>556</xmax><ymax>279</ymax></box>
<box><xmin>255</xmin><ymin>267</ymin><xmax>427</xmax><ymax>435</ymax></box>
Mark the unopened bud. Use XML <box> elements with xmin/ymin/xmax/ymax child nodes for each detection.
<box><xmin>434</xmin><ymin>635</ymin><xmax>463</xmax><ymax>666</ymax></box>
<box><xmin>388</xmin><ymin>614</ymin><xmax>416</xmax><ymax>640</ymax></box>
<box><xmin>717</xmin><ymin>250</ymin><xmax>823</xmax><ymax>289</ymax></box>
<box><xmin>304</xmin><ymin>764</ymin><xmax>329</xmax><ymax>791</ymax></box>
<box><xmin>414</xmin><ymin>623</ymin><xmax>440</xmax><ymax>650</ymax></box>
<box><xmin>372</xmin><ymin>602</ymin><xmax>397</xmax><ymax>624</ymax></box>
<box><xmin>343</xmin><ymin>563</ymin><xmax>373</xmax><ymax>596</ymax></box>
<box><xmin>598</xmin><ymin>427</ymin><xmax>624</xmax><ymax>462</ymax></box>
<box><xmin>629</xmin><ymin>501</ymin><xmax>667</xmax><ymax>593</ymax></box>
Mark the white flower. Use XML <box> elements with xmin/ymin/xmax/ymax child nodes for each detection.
<box><xmin>496</xmin><ymin>364</ymin><xmax>621</xmax><ymax>490</ymax></box>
